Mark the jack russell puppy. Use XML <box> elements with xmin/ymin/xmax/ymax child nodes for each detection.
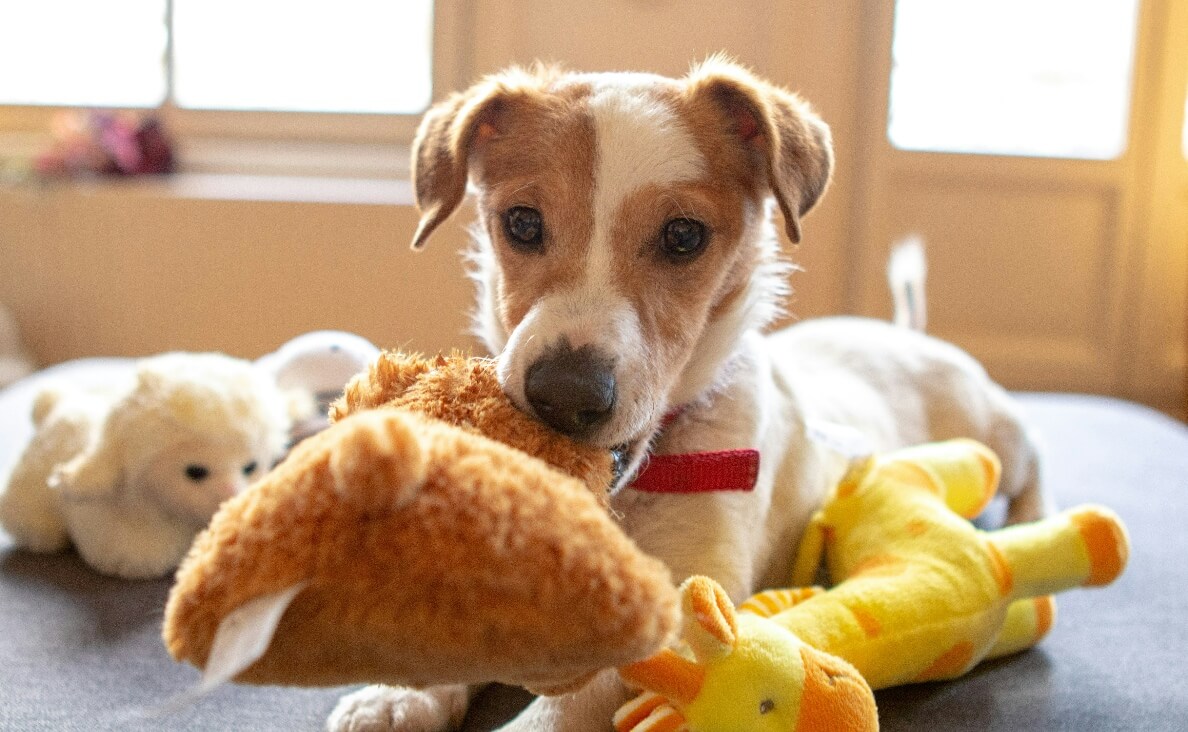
<box><xmin>329</xmin><ymin>57</ymin><xmax>1047</xmax><ymax>732</ymax></box>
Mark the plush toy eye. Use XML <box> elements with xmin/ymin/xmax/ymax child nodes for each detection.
<box><xmin>661</xmin><ymin>218</ymin><xmax>707</xmax><ymax>260</ymax></box>
<box><xmin>759</xmin><ymin>699</ymin><xmax>775</xmax><ymax>715</ymax></box>
<box><xmin>242</xmin><ymin>461</ymin><xmax>258</xmax><ymax>476</ymax></box>
<box><xmin>185</xmin><ymin>464</ymin><xmax>210</xmax><ymax>482</ymax></box>
<box><xmin>504</xmin><ymin>206</ymin><xmax>545</xmax><ymax>252</ymax></box>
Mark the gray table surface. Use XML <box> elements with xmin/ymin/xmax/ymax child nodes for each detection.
<box><xmin>1</xmin><ymin>388</ymin><xmax>1184</xmax><ymax>731</ymax></box>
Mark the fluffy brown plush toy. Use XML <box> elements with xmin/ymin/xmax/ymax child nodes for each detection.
<box><xmin>162</xmin><ymin>353</ymin><xmax>679</xmax><ymax>695</ymax></box>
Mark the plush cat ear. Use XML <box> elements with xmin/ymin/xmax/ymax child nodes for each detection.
<box><xmin>684</xmin><ymin>57</ymin><xmax>833</xmax><ymax>244</ymax></box>
<box><xmin>51</xmin><ymin>431</ymin><xmax>123</xmax><ymax>499</ymax></box>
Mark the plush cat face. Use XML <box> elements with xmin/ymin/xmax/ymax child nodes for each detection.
<box><xmin>134</xmin><ymin>433</ymin><xmax>274</xmax><ymax>526</ymax></box>
<box><xmin>52</xmin><ymin>352</ymin><xmax>293</xmax><ymax>520</ymax></box>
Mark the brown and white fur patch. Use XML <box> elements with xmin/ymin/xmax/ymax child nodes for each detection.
<box><xmin>330</xmin><ymin>57</ymin><xmax>1047</xmax><ymax>732</ymax></box>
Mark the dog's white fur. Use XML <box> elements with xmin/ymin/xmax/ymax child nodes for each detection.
<box><xmin>330</xmin><ymin>60</ymin><xmax>1045</xmax><ymax>732</ymax></box>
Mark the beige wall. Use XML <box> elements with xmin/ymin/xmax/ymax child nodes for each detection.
<box><xmin>1</xmin><ymin>0</ymin><xmax>1184</xmax><ymax>415</ymax></box>
<box><xmin>0</xmin><ymin>180</ymin><xmax>477</xmax><ymax>362</ymax></box>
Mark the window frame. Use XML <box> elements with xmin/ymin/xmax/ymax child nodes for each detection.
<box><xmin>0</xmin><ymin>0</ymin><xmax>470</xmax><ymax>178</ymax></box>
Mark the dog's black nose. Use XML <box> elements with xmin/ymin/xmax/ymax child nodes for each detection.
<box><xmin>525</xmin><ymin>344</ymin><xmax>616</xmax><ymax>438</ymax></box>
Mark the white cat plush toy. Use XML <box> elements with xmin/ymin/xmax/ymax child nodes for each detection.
<box><xmin>0</xmin><ymin>352</ymin><xmax>292</xmax><ymax>579</ymax></box>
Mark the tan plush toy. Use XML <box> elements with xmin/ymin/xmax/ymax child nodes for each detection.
<box><xmin>163</xmin><ymin>352</ymin><xmax>679</xmax><ymax>694</ymax></box>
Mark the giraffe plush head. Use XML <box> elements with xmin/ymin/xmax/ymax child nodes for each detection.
<box><xmin>617</xmin><ymin>576</ymin><xmax>878</xmax><ymax>732</ymax></box>
<box><xmin>617</xmin><ymin>439</ymin><xmax>1130</xmax><ymax>730</ymax></box>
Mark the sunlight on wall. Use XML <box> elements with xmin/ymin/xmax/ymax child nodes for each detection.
<box><xmin>888</xmin><ymin>0</ymin><xmax>1140</xmax><ymax>160</ymax></box>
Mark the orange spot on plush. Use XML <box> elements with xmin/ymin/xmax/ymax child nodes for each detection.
<box><xmin>881</xmin><ymin>461</ymin><xmax>940</xmax><ymax>494</ymax></box>
<box><xmin>914</xmin><ymin>641</ymin><xmax>976</xmax><ymax>682</ymax></box>
<box><xmin>850</xmin><ymin>553</ymin><xmax>906</xmax><ymax>577</ymax></box>
<box><xmin>1072</xmin><ymin>508</ymin><xmax>1129</xmax><ymax>586</ymax></box>
<box><xmin>822</xmin><ymin>525</ymin><xmax>836</xmax><ymax>548</ymax></box>
<box><xmin>904</xmin><ymin>519</ymin><xmax>929</xmax><ymax>537</ymax></box>
<box><xmin>1033</xmin><ymin>596</ymin><xmax>1056</xmax><ymax>642</ymax></box>
<box><xmin>687</xmin><ymin>577</ymin><xmax>737</xmax><ymax>647</ymax></box>
<box><xmin>837</xmin><ymin>473</ymin><xmax>861</xmax><ymax>499</ymax></box>
<box><xmin>847</xmin><ymin>605</ymin><xmax>883</xmax><ymax>638</ymax></box>
<box><xmin>985</xmin><ymin>541</ymin><xmax>1015</xmax><ymax>596</ymax></box>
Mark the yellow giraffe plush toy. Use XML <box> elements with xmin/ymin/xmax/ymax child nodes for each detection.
<box><xmin>617</xmin><ymin>439</ymin><xmax>1130</xmax><ymax>731</ymax></box>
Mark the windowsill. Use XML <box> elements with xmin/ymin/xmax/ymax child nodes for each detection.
<box><xmin>179</xmin><ymin>137</ymin><xmax>412</xmax><ymax>180</ymax></box>
<box><xmin>168</xmin><ymin>172</ymin><xmax>414</xmax><ymax>205</ymax></box>
<box><xmin>0</xmin><ymin>132</ymin><xmax>417</xmax><ymax>207</ymax></box>
<box><xmin>0</xmin><ymin>171</ymin><xmax>416</xmax><ymax>207</ymax></box>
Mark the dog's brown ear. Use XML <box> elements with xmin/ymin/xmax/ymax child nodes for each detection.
<box><xmin>685</xmin><ymin>58</ymin><xmax>833</xmax><ymax>244</ymax></box>
<box><xmin>410</xmin><ymin>66</ymin><xmax>558</xmax><ymax>250</ymax></box>
<box><xmin>409</xmin><ymin>84</ymin><xmax>499</xmax><ymax>249</ymax></box>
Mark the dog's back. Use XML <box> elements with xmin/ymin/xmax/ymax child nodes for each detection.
<box><xmin>769</xmin><ymin>317</ymin><xmax>1043</xmax><ymax>523</ymax></box>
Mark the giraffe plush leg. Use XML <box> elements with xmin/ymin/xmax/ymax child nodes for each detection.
<box><xmin>985</xmin><ymin>505</ymin><xmax>1129</xmax><ymax>600</ymax></box>
<box><xmin>888</xmin><ymin>439</ymin><xmax>1002</xmax><ymax>519</ymax></box>
<box><xmin>985</xmin><ymin>596</ymin><xmax>1057</xmax><ymax>660</ymax></box>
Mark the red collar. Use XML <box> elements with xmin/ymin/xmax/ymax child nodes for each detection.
<box><xmin>628</xmin><ymin>448</ymin><xmax>760</xmax><ymax>494</ymax></box>
<box><xmin>627</xmin><ymin>406</ymin><xmax>760</xmax><ymax>494</ymax></box>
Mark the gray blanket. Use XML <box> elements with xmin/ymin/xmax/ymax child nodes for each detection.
<box><xmin>1</xmin><ymin>384</ymin><xmax>1184</xmax><ymax>731</ymax></box>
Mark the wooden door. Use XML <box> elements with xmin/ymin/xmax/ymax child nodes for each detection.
<box><xmin>845</xmin><ymin>0</ymin><xmax>1188</xmax><ymax>410</ymax></box>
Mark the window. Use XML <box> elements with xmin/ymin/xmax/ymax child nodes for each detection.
<box><xmin>0</xmin><ymin>0</ymin><xmax>439</xmax><ymax>151</ymax></box>
<box><xmin>0</xmin><ymin>0</ymin><xmax>432</xmax><ymax>114</ymax></box>
<box><xmin>172</xmin><ymin>1</ymin><xmax>432</xmax><ymax>114</ymax></box>
<box><xmin>0</xmin><ymin>1</ymin><xmax>168</xmax><ymax>108</ymax></box>
<box><xmin>887</xmin><ymin>0</ymin><xmax>1140</xmax><ymax>160</ymax></box>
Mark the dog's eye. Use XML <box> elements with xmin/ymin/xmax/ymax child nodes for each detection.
<box><xmin>184</xmin><ymin>464</ymin><xmax>210</xmax><ymax>482</ymax></box>
<box><xmin>242</xmin><ymin>461</ymin><xmax>258</xmax><ymax>476</ymax></box>
<box><xmin>504</xmin><ymin>206</ymin><xmax>545</xmax><ymax>252</ymax></box>
<box><xmin>661</xmin><ymin>218</ymin><xmax>707</xmax><ymax>260</ymax></box>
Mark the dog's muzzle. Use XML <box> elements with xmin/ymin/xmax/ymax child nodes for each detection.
<box><xmin>525</xmin><ymin>343</ymin><xmax>616</xmax><ymax>440</ymax></box>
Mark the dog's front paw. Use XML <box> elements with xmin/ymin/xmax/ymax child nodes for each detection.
<box><xmin>327</xmin><ymin>684</ymin><xmax>468</xmax><ymax>732</ymax></box>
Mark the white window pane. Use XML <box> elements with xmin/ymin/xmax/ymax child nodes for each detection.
<box><xmin>172</xmin><ymin>0</ymin><xmax>433</xmax><ymax>114</ymax></box>
<box><xmin>0</xmin><ymin>0</ymin><xmax>166</xmax><ymax>107</ymax></box>
<box><xmin>888</xmin><ymin>0</ymin><xmax>1139</xmax><ymax>160</ymax></box>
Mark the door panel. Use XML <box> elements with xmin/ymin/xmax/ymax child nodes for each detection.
<box><xmin>848</xmin><ymin>0</ymin><xmax>1187</xmax><ymax>410</ymax></box>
